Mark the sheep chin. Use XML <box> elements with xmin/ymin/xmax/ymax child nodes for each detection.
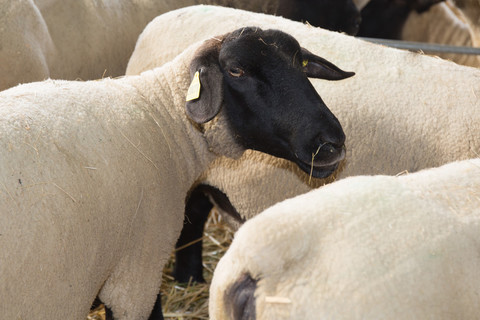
<box><xmin>292</xmin><ymin>147</ymin><xmax>345</xmax><ymax>179</ymax></box>
<box><xmin>295</xmin><ymin>160</ymin><xmax>340</xmax><ymax>179</ymax></box>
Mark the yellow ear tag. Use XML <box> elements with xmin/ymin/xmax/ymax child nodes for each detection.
<box><xmin>302</xmin><ymin>59</ymin><xmax>309</xmax><ymax>67</ymax></box>
<box><xmin>186</xmin><ymin>71</ymin><xmax>201</xmax><ymax>102</ymax></box>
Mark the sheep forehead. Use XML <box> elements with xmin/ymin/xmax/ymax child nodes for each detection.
<box><xmin>221</xmin><ymin>28</ymin><xmax>302</xmax><ymax>66</ymax></box>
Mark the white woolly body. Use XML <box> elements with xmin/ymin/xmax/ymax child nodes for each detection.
<box><xmin>127</xmin><ymin>5</ymin><xmax>480</xmax><ymax>224</ymax></box>
<box><xmin>0</xmin><ymin>0</ymin><xmax>54</xmax><ymax>90</ymax></box>
<box><xmin>0</xmin><ymin>41</ymin><xmax>232</xmax><ymax>320</ymax></box>
<box><xmin>210</xmin><ymin>158</ymin><xmax>480</xmax><ymax>319</ymax></box>
<box><xmin>0</xmin><ymin>0</ymin><xmax>291</xmax><ymax>90</ymax></box>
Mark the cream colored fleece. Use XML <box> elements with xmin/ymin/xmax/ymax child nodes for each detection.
<box><xmin>0</xmin><ymin>38</ymin><xmax>240</xmax><ymax>320</ymax></box>
<box><xmin>210</xmin><ymin>158</ymin><xmax>480</xmax><ymax>319</ymax></box>
<box><xmin>0</xmin><ymin>0</ymin><xmax>55</xmax><ymax>90</ymax></box>
<box><xmin>37</xmin><ymin>0</ymin><xmax>279</xmax><ymax>81</ymax></box>
<box><xmin>0</xmin><ymin>0</ymin><xmax>298</xmax><ymax>91</ymax></box>
<box><xmin>127</xmin><ymin>5</ymin><xmax>480</xmax><ymax>224</ymax></box>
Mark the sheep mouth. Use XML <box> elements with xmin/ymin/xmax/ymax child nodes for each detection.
<box><xmin>296</xmin><ymin>160</ymin><xmax>340</xmax><ymax>179</ymax></box>
<box><xmin>295</xmin><ymin>147</ymin><xmax>345</xmax><ymax>179</ymax></box>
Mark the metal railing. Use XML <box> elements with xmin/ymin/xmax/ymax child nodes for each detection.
<box><xmin>359</xmin><ymin>37</ymin><xmax>480</xmax><ymax>55</ymax></box>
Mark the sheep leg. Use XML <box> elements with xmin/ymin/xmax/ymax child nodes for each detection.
<box><xmin>173</xmin><ymin>187</ymin><xmax>213</xmax><ymax>283</ymax></box>
<box><xmin>105</xmin><ymin>306</ymin><xmax>113</xmax><ymax>320</ymax></box>
<box><xmin>147</xmin><ymin>293</ymin><xmax>165</xmax><ymax>320</ymax></box>
<box><xmin>91</xmin><ymin>296</ymin><xmax>113</xmax><ymax>320</ymax></box>
<box><xmin>99</xmin><ymin>229</ymin><xmax>176</xmax><ymax>320</ymax></box>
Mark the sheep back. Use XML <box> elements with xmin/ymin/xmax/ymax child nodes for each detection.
<box><xmin>127</xmin><ymin>5</ymin><xmax>480</xmax><ymax>224</ymax></box>
<box><xmin>210</xmin><ymin>159</ymin><xmax>480</xmax><ymax>319</ymax></box>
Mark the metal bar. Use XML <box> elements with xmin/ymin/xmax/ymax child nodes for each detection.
<box><xmin>359</xmin><ymin>37</ymin><xmax>480</xmax><ymax>55</ymax></box>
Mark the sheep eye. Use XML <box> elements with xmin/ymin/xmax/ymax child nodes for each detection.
<box><xmin>228</xmin><ymin>67</ymin><xmax>245</xmax><ymax>77</ymax></box>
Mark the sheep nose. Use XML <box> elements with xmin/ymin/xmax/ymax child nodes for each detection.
<box><xmin>317</xmin><ymin>129</ymin><xmax>346</xmax><ymax>150</ymax></box>
<box><xmin>318</xmin><ymin>142</ymin><xmax>345</xmax><ymax>157</ymax></box>
<box><xmin>312</xmin><ymin>141</ymin><xmax>346</xmax><ymax>166</ymax></box>
<box><xmin>322</xmin><ymin>142</ymin><xmax>340</xmax><ymax>154</ymax></box>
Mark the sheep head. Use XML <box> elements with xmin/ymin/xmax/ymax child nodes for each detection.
<box><xmin>186</xmin><ymin>27</ymin><xmax>354</xmax><ymax>179</ymax></box>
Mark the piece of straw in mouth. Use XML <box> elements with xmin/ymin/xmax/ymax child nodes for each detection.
<box><xmin>309</xmin><ymin>143</ymin><xmax>325</xmax><ymax>183</ymax></box>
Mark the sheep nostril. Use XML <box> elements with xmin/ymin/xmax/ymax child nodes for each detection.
<box><xmin>323</xmin><ymin>143</ymin><xmax>336</xmax><ymax>154</ymax></box>
<box><xmin>322</xmin><ymin>142</ymin><xmax>343</xmax><ymax>154</ymax></box>
<box><xmin>319</xmin><ymin>128</ymin><xmax>346</xmax><ymax>149</ymax></box>
<box><xmin>316</xmin><ymin>137</ymin><xmax>344</xmax><ymax>151</ymax></box>
<box><xmin>314</xmin><ymin>142</ymin><xmax>346</xmax><ymax>160</ymax></box>
<box><xmin>313</xmin><ymin>131</ymin><xmax>346</xmax><ymax>159</ymax></box>
<box><xmin>313</xmin><ymin>142</ymin><xmax>331</xmax><ymax>155</ymax></box>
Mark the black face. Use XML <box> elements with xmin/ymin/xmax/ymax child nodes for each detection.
<box><xmin>357</xmin><ymin>0</ymin><xmax>444</xmax><ymax>38</ymax></box>
<box><xmin>277</xmin><ymin>0</ymin><xmax>362</xmax><ymax>35</ymax></box>
<box><xmin>217</xmin><ymin>28</ymin><xmax>351</xmax><ymax>178</ymax></box>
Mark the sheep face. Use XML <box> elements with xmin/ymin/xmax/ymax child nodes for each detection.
<box><xmin>186</xmin><ymin>27</ymin><xmax>353</xmax><ymax>179</ymax></box>
<box><xmin>358</xmin><ymin>0</ymin><xmax>444</xmax><ymax>38</ymax></box>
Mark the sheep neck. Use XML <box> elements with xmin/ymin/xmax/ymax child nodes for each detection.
<box><xmin>126</xmin><ymin>60</ymin><xmax>219</xmax><ymax>190</ymax></box>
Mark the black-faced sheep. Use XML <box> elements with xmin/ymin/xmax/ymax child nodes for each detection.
<box><xmin>124</xmin><ymin>5</ymin><xmax>480</xmax><ymax>290</ymax></box>
<box><xmin>356</xmin><ymin>0</ymin><xmax>445</xmax><ymax>39</ymax></box>
<box><xmin>356</xmin><ymin>0</ymin><xmax>480</xmax><ymax>68</ymax></box>
<box><xmin>0</xmin><ymin>27</ymin><xmax>353</xmax><ymax>320</ymax></box>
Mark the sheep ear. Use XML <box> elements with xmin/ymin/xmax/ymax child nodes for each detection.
<box><xmin>185</xmin><ymin>39</ymin><xmax>224</xmax><ymax>124</ymax></box>
<box><xmin>225</xmin><ymin>274</ymin><xmax>257</xmax><ymax>320</ymax></box>
<box><xmin>301</xmin><ymin>48</ymin><xmax>355</xmax><ymax>80</ymax></box>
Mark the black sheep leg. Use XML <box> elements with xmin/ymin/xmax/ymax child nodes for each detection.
<box><xmin>104</xmin><ymin>305</ymin><xmax>113</xmax><ymax>320</ymax></box>
<box><xmin>173</xmin><ymin>187</ymin><xmax>213</xmax><ymax>283</ymax></box>
<box><xmin>148</xmin><ymin>293</ymin><xmax>165</xmax><ymax>320</ymax></box>
<box><xmin>173</xmin><ymin>184</ymin><xmax>244</xmax><ymax>283</ymax></box>
<box><xmin>91</xmin><ymin>297</ymin><xmax>113</xmax><ymax>320</ymax></box>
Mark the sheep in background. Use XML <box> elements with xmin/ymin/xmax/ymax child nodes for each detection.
<box><xmin>0</xmin><ymin>0</ymin><xmax>360</xmax><ymax>91</ymax></box>
<box><xmin>272</xmin><ymin>0</ymin><xmax>361</xmax><ymax>35</ymax></box>
<box><xmin>210</xmin><ymin>158</ymin><xmax>480</xmax><ymax>320</ymax></box>
<box><xmin>401</xmin><ymin>1</ymin><xmax>480</xmax><ymax>67</ymax></box>
<box><xmin>0</xmin><ymin>27</ymin><xmax>353</xmax><ymax>320</ymax></box>
<box><xmin>0</xmin><ymin>0</ymin><xmax>55</xmax><ymax>90</ymax></box>
<box><xmin>125</xmin><ymin>5</ymin><xmax>480</xmax><ymax>288</ymax></box>
<box><xmin>451</xmin><ymin>0</ymin><xmax>480</xmax><ymax>44</ymax></box>
<box><xmin>355</xmin><ymin>0</ymin><xmax>480</xmax><ymax>67</ymax></box>
<box><xmin>355</xmin><ymin>0</ymin><xmax>444</xmax><ymax>39</ymax></box>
